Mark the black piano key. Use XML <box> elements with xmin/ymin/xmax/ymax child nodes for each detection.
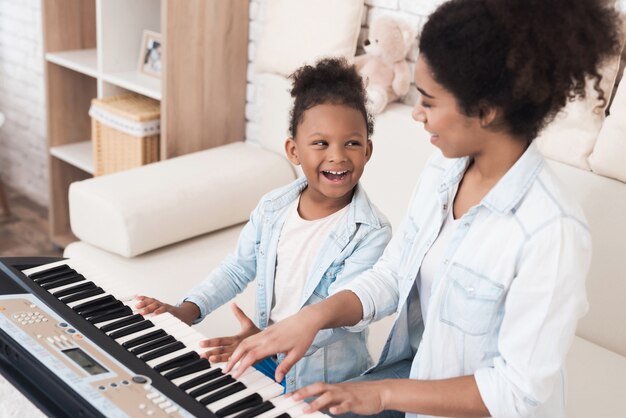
<box><xmin>189</xmin><ymin>375</ymin><xmax>235</xmax><ymax>398</ymax></box>
<box><xmin>87</xmin><ymin>306</ymin><xmax>133</xmax><ymax>324</ymax></box>
<box><xmin>32</xmin><ymin>270</ymin><xmax>79</xmax><ymax>285</ymax></box>
<box><xmin>100</xmin><ymin>313</ymin><xmax>143</xmax><ymax>333</ymax></box>
<box><xmin>164</xmin><ymin>358</ymin><xmax>211</xmax><ymax>380</ymax></box>
<box><xmin>52</xmin><ymin>281</ymin><xmax>97</xmax><ymax>298</ymax></box>
<box><xmin>72</xmin><ymin>295</ymin><xmax>116</xmax><ymax>313</ymax></box>
<box><xmin>179</xmin><ymin>368</ymin><xmax>224</xmax><ymax>391</ymax></box>
<box><xmin>216</xmin><ymin>393</ymin><xmax>264</xmax><ymax>417</ymax></box>
<box><xmin>231</xmin><ymin>400</ymin><xmax>275</xmax><ymax>418</ymax></box>
<box><xmin>109</xmin><ymin>320</ymin><xmax>154</xmax><ymax>339</ymax></box>
<box><xmin>28</xmin><ymin>264</ymin><xmax>73</xmax><ymax>280</ymax></box>
<box><xmin>198</xmin><ymin>381</ymin><xmax>246</xmax><ymax>406</ymax></box>
<box><xmin>153</xmin><ymin>351</ymin><xmax>200</xmax><ymax>373</ymax></box>
<box><xmin>40</xmin><ymin>274</ymin><xmax>84</xmax><ymax>290</ymax></box>
<box><xmin>138</xmin><ymin>341</ymin><xmax>184</xmax><ymax>361</ymax></box>
<box><xmin>129</xmin><ymin>334</ymin><xmax>175</xmax><ymax>354</ymax></box>
<box><xmin>79</xmin><ymin>300</ymin><xmax>124</xmax><ymax>318</ymax></box>
<box><xmin>59</xmin><ymin>287</ymin><xmax>104</xmax><ymax>304</ymax></box>
<box><xmin>123</xmin><ymin>329</ymin><xmax>168</xmax><ymax>349</ymax></box>
<box><xmin>274</xmin><ymin>413</ymin><xmax>291</xmax><ymax>418</ymax></box>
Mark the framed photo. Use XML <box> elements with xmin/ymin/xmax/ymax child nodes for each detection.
<box><xmin>138</xmin><ymin>30</ymin><xmax>162</xmax><ymax>78</ymax></box>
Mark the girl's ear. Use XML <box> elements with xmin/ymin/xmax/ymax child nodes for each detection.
<box><xmin>284</xmin><ymin>138</ymin><xmax>300</xmax><ymax>165</ymax></box>
<box><xmin>365</xmin><ymin>139</ymin><xmax>373</xmax><ymax>163</ymax></box>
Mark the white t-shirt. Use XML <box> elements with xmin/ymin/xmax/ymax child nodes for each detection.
<box><xmin>270</xmin><ymin>198</ymin><xmax>349</xmax><ymax>324</ymax></box>
<box><xmin>417</xmin><ymin>207</ymin><xmax>462</xmax><ymax>326</ymax></box>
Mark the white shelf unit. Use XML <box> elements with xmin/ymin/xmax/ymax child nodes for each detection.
<box><xmin>43</xmin><ymin>0</ymin><xmax>249</xmax><ymax>247</ymax></box>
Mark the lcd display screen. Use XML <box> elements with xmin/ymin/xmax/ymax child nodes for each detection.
<box><xmin>62</xmin><ymin>347</ymin><xmax>108</xmax><ymax>376</ymax></box>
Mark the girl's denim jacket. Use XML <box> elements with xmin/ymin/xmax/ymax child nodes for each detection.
<box><xmin>345</xmin><ymin>143</ymin><xmax>591</xmax><ymax>418</ymax></box>
<box><xmin>184</xmin><ymin>177</ymin><xmax>392</xmax><ymax>391</ymax></box>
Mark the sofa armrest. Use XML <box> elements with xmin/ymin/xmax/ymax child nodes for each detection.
<box><xmin>69</xmin><ymin>142</ymin><xmax>295</xmax><ymax>257</ymax></box>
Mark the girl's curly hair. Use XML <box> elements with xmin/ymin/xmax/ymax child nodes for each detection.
<box><xmin>419</xmin><ymin>0</ymin><xmax>623</xmax><ymax>141</ymax></box>
<box><xmin>288</xmin><ymin>57</ymin><xmax>374</xmax><ymax>138</ymax></box>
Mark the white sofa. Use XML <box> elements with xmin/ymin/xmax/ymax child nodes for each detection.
<box><xmin>65</xmin><ymin>74</ymin><xmax>626</xmax><ymax>417</ymax></box>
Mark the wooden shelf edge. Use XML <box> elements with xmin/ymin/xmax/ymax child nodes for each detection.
<box><xmin>45</xmin><ymin>49</ymin><xmax>99</xmax><ymax>78</ymax></box>
<box><xmin>50</xmin><ymin>141</ymin><xmax>94</xmax><ymax>175</ymax></box>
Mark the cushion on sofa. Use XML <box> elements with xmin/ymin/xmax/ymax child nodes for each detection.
<box><xmin>536</xmin><ymin>52</ymin><xmax>623</xmax><ymax>170</ymax></box>
<box><xmin>69</xmin><ymin>142</ymin><xmax>296</xmax><ymax>257</ymax></box>
<box><xmin>589</xmin><ymin>65</ymin><xmax>626</xmax><ymax>182</ymax></box>
<box><xmin>255</xmin><ymin>0</ymin><xmax>364</xmax><ymax>77</ymax></box>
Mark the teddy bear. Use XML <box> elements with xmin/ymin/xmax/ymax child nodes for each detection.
<box><xmin>354</xmin><ymin>15</ymin><xmax>416</xmax><ymax>115</ymax></box>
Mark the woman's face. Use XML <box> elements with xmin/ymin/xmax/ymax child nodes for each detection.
<box><xmin>412</xmin><ymin>56</ymin><xmax>485</xmax><ymax>158</ymax></box>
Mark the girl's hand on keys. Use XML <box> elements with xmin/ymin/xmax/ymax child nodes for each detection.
<box><xmin>225</xmin><ymin>309</ymin><xmax>320</xmax><ymax>382</ymax></box>
<box><xmin>199</xmin><ymin>303</ymin><xmax>261</xmax><ymax>362</ymax></box>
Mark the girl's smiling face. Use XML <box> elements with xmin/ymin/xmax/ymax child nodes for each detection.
<box><xmin>285</xmin><ymin>103</ymin><xmax>372</xmax><ymax>210</ymax></box>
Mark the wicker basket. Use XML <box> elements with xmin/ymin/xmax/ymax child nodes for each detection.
<box><xmin>90</xmin><ymin>93</ymin><xmax>161</xmax><ymax>176</ymax></box>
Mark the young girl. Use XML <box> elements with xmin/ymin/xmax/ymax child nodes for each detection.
<box><xmin>226</xmin><ymin>0</ymin><xmax>622</xmax><ymax>416</ymax></box>
<box><xmin>136</xmin><ymin>57</ymin><xmax>391</xmax><ymax>392</ymax></box>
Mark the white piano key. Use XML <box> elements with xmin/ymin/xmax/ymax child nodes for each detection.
<box><xmin>113</xmin><ymin>325</ymin><xmax>159</xmax><ymax>343</ymax></box>
<box><xmin>66</xmin><ymin>293</ymin><xmax>113</xmax><ymax>308</ymax></box>
<box><xmin>145</xmin><ymin>347</ymin><xmax>193</xmax><ymax>368</ymax></box>
<box><xmin>207</xmin><ymin>375</ymin><xmax>277</xmax><ymax>411</ymax></box>
<box><xmin>254</xmin><ymin>396</ymin><xmax>304</xmax><ymax>418</ymax></box>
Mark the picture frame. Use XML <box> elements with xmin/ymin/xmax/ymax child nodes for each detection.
<box><xmin>138</xmin><ymin>30</ymin><xmax>162</xmax><ymax>78</ymax></box>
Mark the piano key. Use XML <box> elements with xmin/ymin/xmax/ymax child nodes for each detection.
<box><xmin>87</xmin><ymin>306</ymin><xmax>133</xmax><ymax>324</ymax></box>
<box><xmin>163</xmin><ymin>358</ymin><xmax>211</xmax><ymax>380</ymax></box>
<box><xmin>140</xmin><ymin>341</ymin><xmax>185</xmax><ymax>362</ymax></box>
<box><xmin>114</xmin><ymin>326</ymin><xmax>161</xmax><ymax>345</ymax></box>
<box><xmin>153</xmin><ymin>351</ymin><xmax>200</xmax><ymax>373</ymax></box>
<box><xmin>130</xmin><ymin>335</ymin><xmax>176</xmax><ymax>355</ymax></box>
<box><xmin>231</xmin><ymin>399</ymin><xmax>275</xmax><ymax>418</ymax></box>
<box><xmin>58</xmin><ymin>287</ymin><xmax>105</xmax><ymax>304</ymax></box>
<box><xmin>178</xmin><ymin>368</ymin><xmax>225</xmax><ymax>391</ymax></box>
<box><xmin>253</xmin><ymin>396</ymin><xmax>305</xmax><ymax>418</ymax></box>
<box><xmin>100</xmin><ymin>313</ymin><xmax>144</xmax><ymax>332</ymax></box>
<box><xmin>34</xmin><ymin>271</ymin><xmax>81</xmax><ymax>286</ymax></box>
<box><xmin>209</xmin><ymin>377</ymin><xmax>282</xmax><ymax>413</ymax></box>
<box><xmin>123</xmin><ymin>329</ymin><xmax>169</xmax><ymax>349</ymax></box>
<box><xmin>52</xmin><ymin>281</ymin><xmax>97</xmax><ymax>298</ymax></box>
<box><xmin>40</xmin><ymin>274</ymin><xmax>84</xmax><ymax>290</ymax></box>
<box><xmin>189</xmin><ymin>375</ymin><xmax>236</xmax><ymax>398</ymax></box>
<box><xmin>109</xmin><ymin>320</ymin><xmax>154</xmax><ymax>339</ymax></box>
<box><xmin>80</xmin><ymin>300</ymin><xmax>125</xmax><ymax>319</ymax></box>
<box><xmin>70</xmin><ymin>294</ymin><xmax>116</xmax><ymax>311</ymax></box>
<box><xmin>28</xmin><ymin>263</ymin><xmax>73</xmax><ymax>279</ymax></box>
<box><xmin>199</xmin><ymin>382</ymin><xmax>246</xmax><ymax>406</ymax></box>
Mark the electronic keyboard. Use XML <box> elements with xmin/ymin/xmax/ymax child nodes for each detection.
<box><xmin>0</xmin><ymin>257</ymin><xmax>327</xmax><ymax>418</ymax></box>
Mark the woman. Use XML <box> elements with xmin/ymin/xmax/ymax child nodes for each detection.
<box><xmin>226</xmin><ymin>0</ymin><xmax>622</xmax><ymax>416</ymax></box>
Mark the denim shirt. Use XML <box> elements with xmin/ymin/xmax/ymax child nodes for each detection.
<box><xmin>344</xmin><ymin>143</ymin><xmax>591</xmax><ymax>418</ymax></box>
<box><xmin>184</xmin><ymin>177</ymin><xmax>392</xmax><ymax>391</ymax></box>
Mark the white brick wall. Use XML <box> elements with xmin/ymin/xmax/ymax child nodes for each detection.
<box><xmin>0</xmin><ymin>0</ymin><xmax>47</xmax><ymax>206</ymax></box>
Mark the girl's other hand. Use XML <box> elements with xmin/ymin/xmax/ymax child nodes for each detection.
<box><xmin>199</xmin><ymin>303</ymin><xmax>261</xmax><ymax>363</ymax></box>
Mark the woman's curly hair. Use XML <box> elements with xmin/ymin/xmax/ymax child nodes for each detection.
<box><xmin>288</xmin><ymin>57</ymin><xmax>374</xmax><ymax>138</ymax></box>
<box><xmin>419</xmin><ymin>0</ymin><xmax>623</xmax><ymax>141</ymax></box>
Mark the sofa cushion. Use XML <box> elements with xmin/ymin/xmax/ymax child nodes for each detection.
<box><xmin>69</xmin><ymin>142</ymin><xmax>296</xmax><ymax>257</ymax></box>
<box><xmin>589</xmin><ymin>68</ymin><xmax>626</xmax><ymax>182</ymax></box>
<box><xmin>536</xmin><ymin>52</ymin><xmax>623</xmax><ymax>170</ymax></box>
<box><xmin>255</xmin><ymin>0</ymin><xmax>364</xmax><ymax>77</ymax></box>
<box><xmin>566</xmin><ymin>336</ymin><xmax>626</xmax><ymax>418</ymax></box>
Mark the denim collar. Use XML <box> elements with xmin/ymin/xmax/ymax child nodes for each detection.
<box><xmin>264</xmin><ymin>176</ymin><xmax>382</xmax><ymax>228</ymax></box>
<box><xmin>438</xmin><ymin>141</ymin><xmax>544</xmax><ymax>215</ymax></box>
